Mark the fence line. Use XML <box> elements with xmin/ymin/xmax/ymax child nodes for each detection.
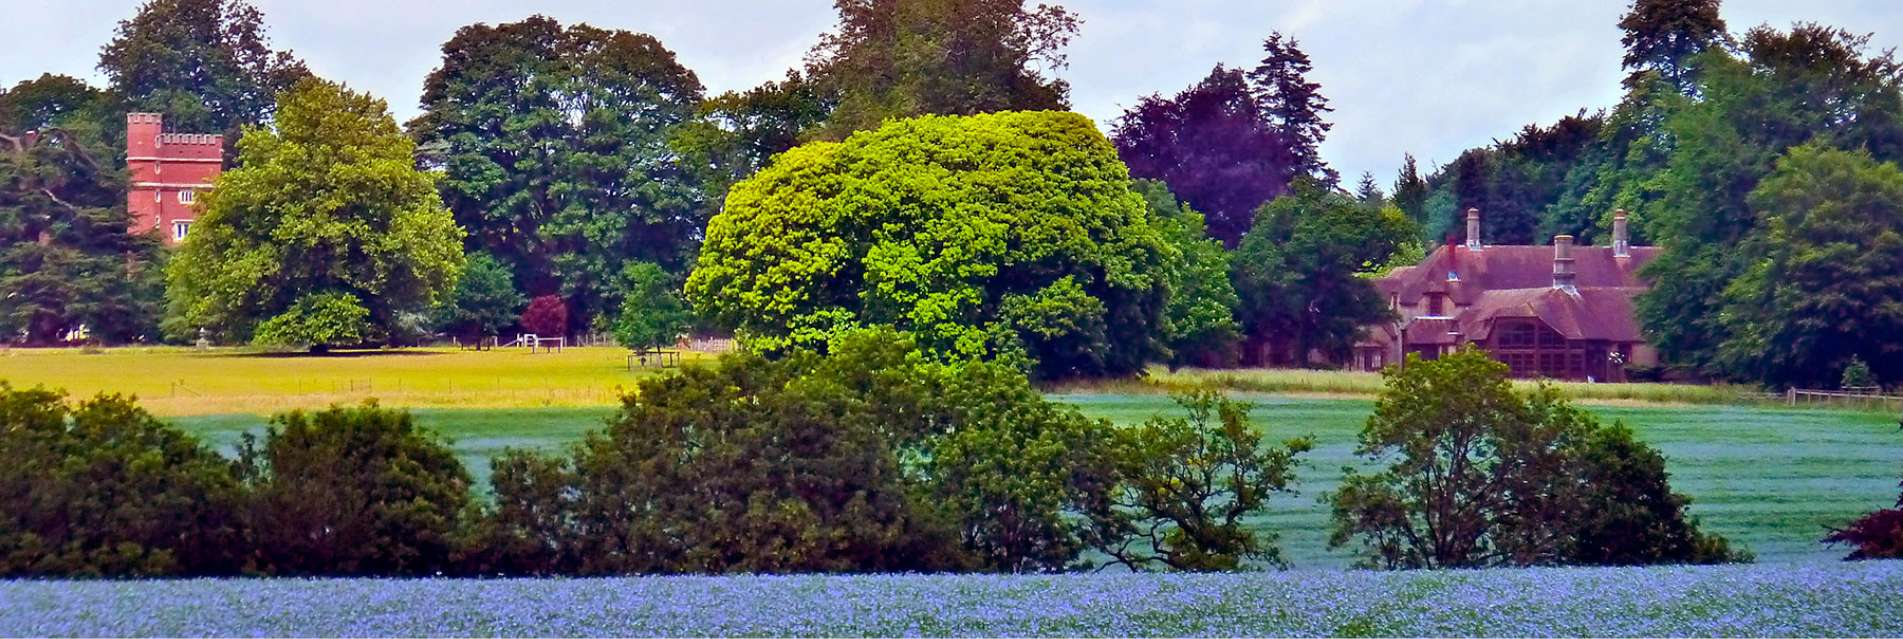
<box><xmin>1786</xmin><ymin>388</ymin><xmax>1903</xmax><ymax>411</ymax></box>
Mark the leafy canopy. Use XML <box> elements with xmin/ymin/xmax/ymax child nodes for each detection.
<box><xmin>411</xmin><ymin>16</ymin><xmax>706</xmax><ymax>330</ymax></box>
<box><xmin>686</xmin><ymin>110</ymin><xmax>1173</xmax><ymax>379</ymax></box>
<box><xmin>1329</xmin><ymin>348</ymin><xmax>1744</xmax><ymax>569</ymax></box>
<box><xmin>165</xmin><ymin>78</ymin><xmax>464</xmax><ymax>349</ymax></box>
<box><xmin>99</xmin><ymin>0</ymin><xmax>308</xmax><ymax>143</ymax></box>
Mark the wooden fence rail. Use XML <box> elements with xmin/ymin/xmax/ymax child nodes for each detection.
<box><xmin>1786</xmin><ymin>388</ymin><xmax>1903</xmax><ymax>411</ymax></box>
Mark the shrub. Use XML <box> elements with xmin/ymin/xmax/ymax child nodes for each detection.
<box><xmin>1827</xmin><ymin>463</ymin><xmax>1903</xmax><ymax>560</ymax></box>
<box><xmin>239</xmin><ymin>402</ymin><xmax>474</xmax><ymax>576</ymax></box>
<box><xmin>1106</xmin><ymin>390</ymin><xmax>1312</xmax><ymax>570</ymax></box>
<box><xmin>518</xmin><ymin>295</ymin><xmax>567</xmax><ymax>337</ymax></box>
<box><xmin>1842</xmin><ymin>356</ymin><xmax>1877</xmax><ymax>389</ymax></box>
<box><xmin>0</xmin><ymin>384</ymin><xmax>244</xmax><ymax>577</ymax></box>
<box><xmin>1329</xmin><ymin>348</ymin><xmax>1744</xmax><ymax>569</ymax></box>
<box><xmin>483</xmin><ymin>328</ymin><xmax>1272</xmax><ymax>575</ymax></box>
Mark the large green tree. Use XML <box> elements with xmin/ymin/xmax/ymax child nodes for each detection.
<box><xmin>1638</xmin><ymin>25</ymin><xmax>1903</xmax><ymax>373</ymax></box>
<box><xmin>686</xmin><ymin>111</ymin><xmax>1172</xmax><ymax>379</ymax></box>
<box><xmin>0</xmin><ymin>80</ymin><xmax>166</xmax><ymax>344</ymax></box>
<box><xmin>166</xmin><ymin>79</ymin><xmax>464</xmax><ymax>350</ymax></box>
<box><xmin>411</xmin><ymin>16</ymin><xmax>705</xmax><ymax>333</ymax></box>
<box><xmin>804</xmin><ymin>0</ymin><xmax>1078</xmax><ymax>138</ymax></box>
<box><xmin>1716</xmin><ymin>144</ymin><xmax>1903</xmax><ymax>387</ymax></box>
<box><xmin>98</xmin><ymin>0</ymin><xmax>308</xmax><ymax>145</ymax></box>
<box><xmin>1133</xmin><ymin>180</ymin><xmax>1241</xmax><ymax>368</ymax></box>
<box><xmin>1231</xmin><ymin>181</ymin><xmax>1412</xmax><ymax>367</ymax></box>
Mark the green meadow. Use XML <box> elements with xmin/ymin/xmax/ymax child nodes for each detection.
<box><xmin>169</xmin><ymin>392</ymin><xmax>1901</xmax><ymax>568</ymax></box>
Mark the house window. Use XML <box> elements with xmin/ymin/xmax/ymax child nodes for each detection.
<box><xmin>1447</xmin><ymin>270</ymin><xmax>1459</xmax><ymax>281</ymax></box>
<box><xmin>172</xmin><ymin>221</ymin><xmax>191</xmax><ymax>241</ymax></box>
<box><xmin>178</xmin><ymin>189</ymin><xmax>195</xmax><ymax>204</ymax></box>
<box><xmin>1428</xmin><ymin>294</ymin><xmax>1445</xmax><ymax>316</ymax></box>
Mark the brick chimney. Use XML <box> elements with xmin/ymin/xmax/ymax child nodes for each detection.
<box><xmin>1612</xmin><ymin>208</ymin><xmax>1630</xmax><ymax>258</ymax></box>
<box><xmin>1465</xmin><ymin>208</ymin><xmax>1482</xmax><ymax>251</ymax></box>
<box><xmin>1553</xmin><ymin>234</ymin><xmax>1577</xmax><ymax>293</ymax></box>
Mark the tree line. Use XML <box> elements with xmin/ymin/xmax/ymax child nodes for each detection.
<box><xmin>4</xmin><ymin>0</ymin><xmax>1900</xmax><ymax>390</ymax></box>
<box><xmin>0</xmin><ymin>334</ymin><xmax>1743</xmax><ymax>577</ymax></box>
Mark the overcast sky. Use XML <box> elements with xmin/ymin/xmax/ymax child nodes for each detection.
<box><xmin>5</xmin><ymin>0</ymin><xmax>1900</xmax><ymax>184</ymax></box>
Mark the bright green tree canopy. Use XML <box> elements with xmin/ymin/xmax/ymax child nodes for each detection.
<box><xmin>166</xmin><ymin>78</ymin><xmax>464</xmax><ymax>349</ymax></box>
<box><xmin>686</xmin><ymin>110</ymin><xmax>1172</xmax><ymax>379</ymax></box>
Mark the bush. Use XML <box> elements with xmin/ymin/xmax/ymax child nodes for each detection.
<box><xmin>0</xmin><ymin>385</ymin><xmax>244</xmax><ymax>577</ymax></box>
<box><xmin>519</xmin><ymin>295</ymin><xmax>567</xmax><ymax>338</ymax></box>
<box><xmin>1827</xmin><ymin>463</ymin><xmax>1903</xmax><ymax>560</ymax></box>
<box><xmin>484</xmin><ymin>328</ymin><xmax>1293</xmax><ymax>575</ymax></box>
<box><xmin>1106</xmin><ymin>390</ymin><xmax>1312</xmax><ymax>570</ymax></box>
<box><xmin>1329</xmin><ymin>348</ymin><xmax>1744</xmax><ymax>569</ymax></box>
<box><xmin>238</xmin><ymin>402</ymin><xmax>474</xmax><ymax>576</ymax></box>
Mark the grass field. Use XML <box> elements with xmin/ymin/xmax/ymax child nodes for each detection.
<box><xmin>0</xmin><ymin>346</ymin><xmax>698</xmax><ymax>415</ymax></box>
<box><xmin>5</xmin><ymin>562</ymin><xmax>1898</xmax><ymax>636</ymax></box>
<box><xmin>167</xmin><ymin>393</ymin><xmax>1901</xmax><ymax>568</ymax></box>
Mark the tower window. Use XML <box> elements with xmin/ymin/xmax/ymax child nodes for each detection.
<box><xmin>172</xmin><ymin>221</ymin><xmax>191</xmax><ymax>241</ymax></box>
<box><xmin>178</xmin><ymin>189</ymin><xmax>195</xmax><ymax>204</ymax></box>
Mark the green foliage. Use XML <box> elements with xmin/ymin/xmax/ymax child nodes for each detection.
<box><xmin>804</xmin><ymin>0</ymin><xmax>1076</xmax><ymax>138</ymax></box>
<box><xmin>432</xmin><ymin>253</ymin><xmax>524</xmax><ymax>342</ymax></box>
<box><xmin>98</xmin><ymin>0</ymin><xmax>308</xmax><ymax>142</ymax></box>
<box><xmin>165</xmin><ymin>79</ymin><xmax>464</xmax><ymax>346</ymax></box>
<box><xmin>250</xmin><ymin>292</ymin><xmax>370</xmax><ymax>350</ymax></box>
<box><xmin>0</xmin><ymin>385</ymin><xmax>244</xmax><ymax>577</ymax></box>
<box><xmin>1569</xmin><ymin>421</ymin><xmax>1748</xmax><ymax>565</ymax></box>
<box><xmin>1232</xmin><ymin>180</ymin><xmax>1412</xmax><ymax>366</ymax></box>
<box><xmin>671</xmin><ymin>72</ymin><xmax>833</xmax><ymax>219</ymax></box>
<box><xmin>238</xmin><ymin>402</ymin><xmax>474</xmax><ymax>576</ymax></box>
<box><xmin>1617</xmin><ymin>0</ymin><xmax>1728</xmax><ymax>93</ymax></box>
<box><xmin>1106</xmin><ymin>390</ymin><xmax>1312</xmax><ymax>571</ymax></box>
<box><xmin>1134</xmin><ymin>180</ymin><xmax>1242</xmax><ymax>368</ymax></box>
<box><xmin>411</xmin><ymin>16</ymin><xmax>706</xmax><ymax>327</ymax></box>
<box><xmin>686</xmin><ymin>111</ymin><xmax>1173</xmax><ymax>379</ymax></box>
<box><xmin>612</xmin><ymin>262</ymin><xmax>692</xmax><ymax>351</ymax></box>
<box><xmin>1715</xmin><ymin>144</ymin><xmax>1903</xmax><ymax>387</ymax></box>
<box><xmin>1638</xmin><ymin>26</ymin><xmax>1903</xmax><ymax>374</ymax></box>
<box><xmin>1329</xmin><ymin>349</ymin><xmax>1743</xmax><ymax>569</ymax></box>
<box><xmin>1250</xmin><ymin>33</ymin><xmax>1337</xmax><ymax>185</ymax></box>
<box><xmin>0</xmin><ymin>116</ymin><xmax>166</xmax><ymax>344</ymax></box>
<box><xmin>1842</xmin><ymin>357</ymin><xmax>1877</xmax><ymax>390</ymax></box>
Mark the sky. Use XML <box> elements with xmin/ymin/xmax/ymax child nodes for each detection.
<box><xmin>4</xmin><ymin>0</ymin><xmax>1901</xmax><ymax>185</ymax></box>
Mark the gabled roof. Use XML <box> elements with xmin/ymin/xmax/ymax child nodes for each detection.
<box><xmin>1456</xmin><ymin>287</ymin><xmax>1646</xmax><ymax>343</ymax></box>
<box><xmin>1377</xmin><ymin>244</ymin><xmax>1659</xmax><ymax>307</ymax></box>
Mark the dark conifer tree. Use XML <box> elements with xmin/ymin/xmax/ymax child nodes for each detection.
<box><xmin>1618</xmin><ymin>0</ymin><xmax>1729</xmax><ymax>93</ymax></box>
<box><xmin>1249</xmin><ymin>32</ymin><xmax>1337</xmax><ymax>186</ymax></box>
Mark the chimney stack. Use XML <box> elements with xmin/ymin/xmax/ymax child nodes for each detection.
<box><xmin>1465</xmin><ymin>208</ymin><xmax>1482</xmax><ymax>251</ymax></box>
<box><xmin>1553</xmin><ymin>234</ymin><xmax>1577</xmax><ymax>293</ymax></box>
<box><xmin>1612</xmin><ymin>209</ymin><xmax>1630</xmax><ymax>258</ymax></box>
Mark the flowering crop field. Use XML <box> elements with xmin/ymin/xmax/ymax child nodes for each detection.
<box><xmin>4</xmin><ymin>562</ymin><xmax>1900</xmax><ymax>636</ymax></box>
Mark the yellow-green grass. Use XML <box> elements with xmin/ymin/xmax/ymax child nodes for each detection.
<box><xmin>164</xmin><ymin>394</ymin><xmax>1902</xmax><ymax>568</ymax></box>
<box><xmin>0</xmin><ymin>346</ymin><xmax>1852</xmax><ymax>417</ymax></box>
<box><xmin>0</xmin><ymin>346</ymin><xmax>705</xmax><ymax>415</ymax></box>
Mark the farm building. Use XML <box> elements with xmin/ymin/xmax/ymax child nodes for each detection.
<box><xmin>1355</xmin><ymin>208</ymin><xmax>1660</xmax><ymax>381</ymax></box>
<box><xmin>125</xmin><ymin>112</ymin><xmax>222</xmax><ymax>244</ymax></box>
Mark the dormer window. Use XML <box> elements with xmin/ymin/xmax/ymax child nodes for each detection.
<box><xmin>1428</xmin><ymin>293</ymin><xmax>1445</xmax><ymax>316</ymax></box>
<box><xmin>1446</xmin><ymin>270</ymin><xmax>1459</xmax><ymax>281</ymax></box>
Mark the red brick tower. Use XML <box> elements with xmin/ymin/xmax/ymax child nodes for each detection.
<box><xmin>126</xmin><ymin>113</ymin><xmax>223</xmax><ymax>244</ymax></box>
